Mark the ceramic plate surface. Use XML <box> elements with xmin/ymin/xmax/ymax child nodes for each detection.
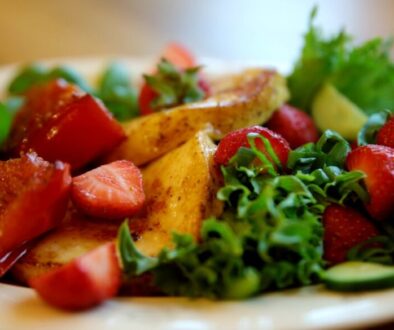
<box><xmin>0</xmin><ymin>58</ymin><xmax>393</xmax><ymax>330</ymax></box>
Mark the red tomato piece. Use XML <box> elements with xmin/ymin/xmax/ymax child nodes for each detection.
<box><xmin>0</xmin><ymin>153</ymin><xmax>71</xmax><ymax>261</ymax></box>
<box><xmin>8</xmin><ymin>80</ymin><xmax>126</xmax><ymax>170</ymax></box>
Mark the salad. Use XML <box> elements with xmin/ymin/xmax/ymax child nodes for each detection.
<box><xmin>0</xmin><ymin>9</ymin><xmax>393</xmax><ymax>311</ymax></box>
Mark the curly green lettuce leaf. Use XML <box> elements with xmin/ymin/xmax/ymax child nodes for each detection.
<box><xmin>288</xmin><ymin>7</ymin><xmax>394</xmax><ymax>115</ymax></box>
<box><xmin>117</xmin><ymin>136</ymin><xmax>324</xmax><ymax>299</ymax></box>
<box><xmin>288</xmin><ymin>130</ymin><xmax>368</xmax><ymax>205</ymax></box>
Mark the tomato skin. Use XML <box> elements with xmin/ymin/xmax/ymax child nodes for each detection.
<box><xmin>0</xmin><ymin>154</ymin><xmax>71</xmax><ymax>261</ymax></box>
<box><xmin>8</xmin><ymin>80</ymin><xmax>126</xmax><ymax>170</ymax></box>
<box><xmin>214</xmin><ymin>126</ymin><xmax>291</xmax><ymax>168</ymax></box>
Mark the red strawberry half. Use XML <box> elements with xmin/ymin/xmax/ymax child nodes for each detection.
<box><xmin>376</xmin><ymin>115</ymin><xmax>394</xmax><ymax>149</ymax></box>
<box><xmin>0</xmin><ymin>153</ymin><xmax>71</xmax><ymax>262</ymax></box>
<box><xmin>323</xmin><ymin>204</ymin><xmax>380</xmax><ymax>264</ymax></box>
<box><xmin>266</xmin><ymin>104</ymin><xmax>319</xmax><ymax>149</ymax></box>
<box><xmin>214</xmin><ymin>126</ymin><xmax>291</xmax><ymax>169</ymax></box>
<box><xmin>346</xmin><ymin>145</ymin><xmax>394</xmax><ymax>221</ymax></box>
<box><xmin>29</xmin><ymin>242</ymin><xmax>121</xmax><ymax>310</ymax></box>
<box><xmin>71</xmin><ymin>160</ymin><xmax>145</xmax><ymax>219</ymax></box>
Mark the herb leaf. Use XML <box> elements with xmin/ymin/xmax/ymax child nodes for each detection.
<box><xmin>97</xmin><ymin>62</ymin><xmax>138</xmax><ymax>121</ymax></box>
<box><xmin>8</xmin><ymin>64</ymin><xmax>91</xmax><ymax>94</ymax></box>
<box><xmin>288</xmin><ymin>130</ymin><xmax>368</xmax><ymax>205</ymax></box>
<box><xmin>288</xmin><ymin>8</ymin><xmax>394</xmax><ymax>115</ymax></box>
<box><xmin>144</xmin><ymin>58</ymin><xmax>205</xmax><ymax>111</ymax></box>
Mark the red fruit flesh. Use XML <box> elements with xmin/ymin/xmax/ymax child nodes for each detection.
<box><xmin>162</xmin><ymin>42</ymin><xmax>196</xmax><ymax>69</ymax></box>
<box><xmin>266</xmin><ymin>104</ymin><xmax>319</xmax><ymax>149</ymax></box>
<box><xmin>138</xmin><ymin>83</ymin><xmax>158</xmax><ymax>116</ymax></box>
<box><xmin>346</xmin><ymin>145</ymin><xmax>394</xmax><ymax>221</ymax></box>
<box><xmin>323</xmin><ymin>204</ymin><xmax>379</xmax><ymax>264</ymax></box>
<box><xmin>0</xmin><ymin>153</ymin><xmax>71</xmax><ymax>260</ymax></box>
<box><xmin>8</xmin><ymin>79</ymin><xmax>126</xmax><ymax>170</ymax></box>
<box><xmin>139</xmin><ymin>43</ymin><xmax>210</xmax><ymax>116</ymax></box>
<box><xmin>72</xmin><ymin>160</ymin><xmax>145</xmax><ymax>219</ymax></box>
<box><xmin>376</xmin><ymin>115</ymin><xmax>394</xmax><ymax>149</ymax></box>
<box><xmin>29</xmin><ymin>242</ymin><xmax>121</xmax><ymax>310</ymax></box>
<box><xmin>214</xmin><ymin>126</ymin><xmax>291</xmax><ymax>168</ymax></box>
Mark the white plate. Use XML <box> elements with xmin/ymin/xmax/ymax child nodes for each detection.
<box><xmin>0</xmin><ymin>58</ymin><xmax>393</xmax><ymax>330</ymax></box>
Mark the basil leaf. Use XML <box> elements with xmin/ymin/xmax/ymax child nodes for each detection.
<box><xmin>97</xmin><ymin>63</ymin><xmax>138</xmax><ymax>121</ymax></box>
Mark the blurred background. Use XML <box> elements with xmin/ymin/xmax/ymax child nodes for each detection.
<box><xmin>0</xmin><ymin>0</ymin><xmax>393</xmax><ymax>66</ymax></box>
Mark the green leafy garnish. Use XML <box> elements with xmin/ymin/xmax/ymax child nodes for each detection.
<box><xmin>97</xmin><ymin>62</ymin><xmax>139</xmax><ymax>121</ymax></box>
<box><xmin>144</xmin><ymin>58</ymin><xmax>205</xmax><ymax>111</ymax></box>
<box><xmin>288</xmin><ymin>7</ymin><xmax>394</xmax><ymax>115</ymax></box>
<box><xmin>8</xmin><ymin>64</ymin><xmax>92</xmax><ymax>94</ymax></box>
<box><xmin>358</xmin><ymin>110</ymin><xmax>392</xmax><ymax>146</ymax></box>
<box><xmin>0</xmin><ymin>102</ymin><xmax>12</xmax><ymax>147</ymax></box>
<box><xmin>117</xmin><ymin>136</ymin><xmax>324</xmax><ymax>299</ymax></box>
<box><xmin>288</xmin><ymin>130</ymin><xmax>368</xmax><ymax>205</ymax></box>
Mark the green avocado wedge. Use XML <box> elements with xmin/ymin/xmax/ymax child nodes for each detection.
<box><xmin>323</xmin><ymin>261</ymin><xmax>394</xmax><ymax>292</ymax></box>
<box><xmin>312</xmin><ymin>84</ymin><xmax>368</xmax><ymax>140</ymax></box>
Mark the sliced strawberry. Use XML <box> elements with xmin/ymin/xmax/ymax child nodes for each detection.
<box><xmin>376</xmin><ymin>115</ymin><xmax>394</xmax><ymax>149</ymax></box>
<box><xmin>214</xmin><ymin>126</ymin><xmax>291</xmax><ymax>169</ymax></box>
<box><xmin>71</xmin><ymin>160</ymin><xmax>145</xmax><ymax>219</ymax></box>
<box><xmin>323</xmin><ymin>204</ymin><xmax>380</xmax><ymax>264</ymax></box>
<box><xmin>346</xmin><ymin>145</ymin><xmax>394</xmax><ymax>221</ymax></box>
<box><xmin>29</xmin><ymin>242</ymin><xmax>121</xmax><ymax>310</ymax></box>
<box><xmin>138</xmin><ymin>43</ymin><xmax>210</xmax><ymax>116</ymax></box>
<box><xmin>162</xmin><ymin>42</ymin><xmax>196</xmax><ymax>70</ymax></box>
<box><xmin>266</xmin><ymin>104</ymin><xmax>319</xmax><ymax>149</ymax></box>
<box><xmin>7</xmin><ymin>79</ymin><xmax>125</xmax><ymax>170</ymax></box>
<box><xmin>0</xmin><ymin>153</ymin><xmax>71</xmax><ymax>261</ymax></box>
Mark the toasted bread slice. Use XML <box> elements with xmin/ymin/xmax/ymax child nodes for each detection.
<box><xmin>11</xmin><ymin>212</ymin><xmax>119</xmax><ymax>284</ymax></box>
<box><xmin>12</xmin><ymin>131</ymin><xmax>221</xmax><ymax>288</ymax></box>
<box><xmin>106</xmin><ymin>69</ymin><xmax>288</xmax><ymax>165</ymax></box>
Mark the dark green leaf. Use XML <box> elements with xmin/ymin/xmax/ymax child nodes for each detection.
<box><xmin>0</xmin><ymin>103</ymin><xmax>12</xmax><ymax>147</ymax></box>
<box><xmin>97</xmin><ymin>63</ymin><xmax>139</xmax><ymax>120</ymax></box>
<box><xmin>117</xmin><ymin>220</ymin><xmax>158</xmax><ymax>275</ymax></box>
<box><xmin>358</xmin><ymin>110</ymin><xmax>392</xmax><ymax>146</ymax></box>
<box><xmin>8</xmin><ymin>64</ymin><xmax>49</xmax><ymax>94</ymax></box>
<box><xmin>144</xmin><ymin>58</ymin><xmax>206</xmax><ymax>111</ymax></box>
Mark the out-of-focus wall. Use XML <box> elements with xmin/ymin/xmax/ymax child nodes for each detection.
<box><xmin>0</xmin><ymin>0</ymin><xmax>392</xmax><ymax>65</ymax></box>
